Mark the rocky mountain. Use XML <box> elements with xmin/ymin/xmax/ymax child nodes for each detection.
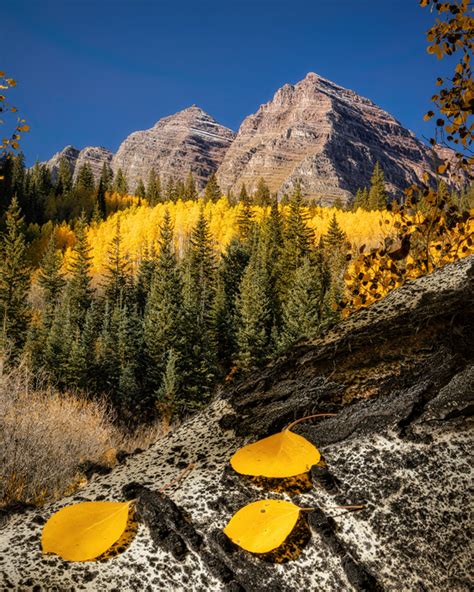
<box><xmin>112</xmin><ymin>106</ymin><xmax>235</xmax><ymax>191</ymax></box>
<box><xmin>42</xmin><ymin>145</ymin><xmax>113</xmax><ymax>184</ymax></box>
<box><xmin>1</xmin><ymin>255</ymin><xmax>472</xmax><ymax>591</ymax></box>
<box><xmin>216</xmin><ymin>72</ymin><xmax>444</xmax><ymax>205</ymax></box>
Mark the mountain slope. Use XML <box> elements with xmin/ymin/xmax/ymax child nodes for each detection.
<box><xmin>0</xmin><ymin>255</ymin><xmax>472</xmax><ymax>591</ymax></box>
<box><xmin>216</xmin><ymin>72</ymin><xmax>443</xmax><ymax>205</ymax></box>
<box><xmin>41</xmin><ymin>145</ymin><xmax>113</xmax><ymax>183</ymax></box>
<box><xmin>112</xmin><ymin>106</ymin><xmax>235</xmax><ymax>192</ymax></box>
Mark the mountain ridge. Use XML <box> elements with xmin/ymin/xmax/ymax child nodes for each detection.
<box><xmin>40</xmin><ymin>73</ymin><xmax>457</xmax><ymax>203</ymax></box>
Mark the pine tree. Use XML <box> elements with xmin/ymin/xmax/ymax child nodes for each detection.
<box><xmin>43</xmin><ymin>296</ymin><xmax>73</xmax><ymax>386</ymax></box>
<box><xmin>144</xmin><ymin>210</ymin><xmax>185</xmax><ymax>394</ymax></box>
<box><xmin>184</xmin><ymin>171</ymin><xmax>197</xmax><ymax>201</ymax></box>
<box><xmin>135</xmin><ymin>178</ymin><xmax>146</xmax><ymax>201</ymax></box>
<box><xmin>56</xmin><ymin>156</ymin><xmax>73</xmax><ymax>196</ymax></box>
<box><xmin>204</xmin><ymin>173</ymin><xmax>221</xmax><ymax>203</ymax></box>
<box><xmin>135</xmin><ymin>243</ymin><xmax>156</xmax><ymax>313</ymax></box>
<box><xmin>103</xmin><ymin>219</ymin><xmax>131</xmax><ymax>306</ymax></box>
<box><xmin>75</xmin><ymin>162</ymin><xmax>95</xmax><ymax>194</ymax></box>
<box><xmin>254</xmin><ymin>177</ymin><xmax>271</xmax><ymax>206</ymax></box>
<box><xmin>235</xmin><ymin>241</ymin><xmax>273</xmax><ymax>370</ymax></box>
<box><xmin>165</xmin><ymin>177</ymin><xmax>177</xmax><ymax>202</ymax></box>
<box><xmin>283</xmin><ymin>181</ymin><xmax>314</xmax><ymax>273</ymax></box>
<box><xmin>11</xmin><ymin>152</ymin><xmax>26</xmax><ymax>205</ymax></box>
<box><xmin>0</xmin><ymin>197</ymin><xmax>30</xmax><ymax>353</ymax></box>
<box><xmin>100</xmin><ymin>161</ymin><xmax>114</xmax><ymax>192</ymax></box>
<box><xmin>278</xmin><ymin>257</ymin><xmax>324</xmax><ymax>351</ymax></box>
<box><xmin>96</xmin><ymin>176</ymin><xmax>107</xmax><ymax>220</ymax></box>
<box><xmin>116</xmin><ymin>303</ymin><xmax>143</xmax><ymax>410</ymax></box>
<box><xmin>113</xmin><ymin>168</ymin><xmax>128</xmax><ymax>196</ymax></box>
<box><xmin>215</xmin><ymin>238</ymin><xmax>251</xmax><ymax>369</ymax></box>
<box><xmin>181</xmin><ymin>208</ymin><xmax>218</xmax><ymax>404</ymax></box>
<box><xmin>66</xmin><ymin>213</ymin><xmax>93</xmax><ymax>328</ymax></box>
<box><xmin>146</xmin><ymin>170</ymin><xmax>161</xmax><ymax>205</ymax></box>
<box><xmin>156</xmin><ymin>348</ymin><xmax>179</xmax><ymax>425</ymax></box>
<box><xmin>368</xmin><ymin>162</ymin><xmax>388</xmax><ymax>210</ymax></box>
<box><xmin>38</xmin><ymin>233</ymin><xmax>65</xmax><ymax>327</ymax></box>
<box><xmin>237</xmin><ymin>183</ymin><xmax>253</xmax><ymax>241</ymax></box>
<box><xmin>324</xmin><ymin>213</ymin><xmax>347</xmax><ymax>251</ymax></box>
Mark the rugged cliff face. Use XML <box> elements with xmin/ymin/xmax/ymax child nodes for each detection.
<box><xmin>111</xmin><ymin>106</ymin><xmax>235</xmax><ymax>192</ymax></box>
<box><xmin>42</xmin><ymin>145</ymin><xmax>113</xmax><ymax>183</ymax></box>
<box><xmin>1</xmin><ymin>256</ymin><xmax>472</xmax><ymax>591</ymax></box>
<box><xmin>216</xmin><ymin>72</ymin><xmax>444</xmax><ymax>205</ymax></box>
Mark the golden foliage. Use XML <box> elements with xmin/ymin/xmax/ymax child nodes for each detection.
<box><xmin>342</xmin><ymin>191</ymin><xmax>474</xmax><ymax>315</ymax></box>
<box><xmin>223</xmin><ymin>500</ymin><xmax>301</xmax><ymax>553</ymax></box>
<box><xmin>0</xmin><ymin>71</ymin><xmax>29</xmax><ymax>158</ymax></box>
<box><xmin>230</xmin><ymin>429</ymin><xmax>320</xmax><ymax>478</ymax></box>
<box><xmin>41</xmin><ymin>501</ymin><xmax>131</xmax><ymax>561</ymax></box>
<box><xmin>62</xmin><ymin>199</ymin><xmax>393</xmax><ymax>274</ymax></box>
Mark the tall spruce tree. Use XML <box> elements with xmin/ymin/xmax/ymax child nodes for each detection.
<box><xmin>368</xmin><ymin>162</ymin><xmax>388</xmax><ymax>210</ymax></box>
<box><xmin>65</xmin><ymin>213</ymin><xmax>93</xmax><ymax>328</ymax></box>
<box><xmin>282</xmin><ymin>182</ymin><xmax>314</xmax><ymax>273</ymax></box>
<box><xmin>182</xmin><ymin>208</ymin><xmax>218</xmax><ymax>404</ymax></box>
<box><xmin>146</xmin><ymin>170</ymin><xmax>161</xmax><ymax>205</ymax></box>
<box><xmin>75</xmin><ymin>162</ymin><xmax>95</xmax><ymax>194</ymax></box>
<box><xmin>278</xmin><ymin>257</ymin><xmax>324</xmax><ymax>351</ymax></box>
<box><xmin>113</xmin><ymin>168</ymin><xmax>128</xmax><ymax>196</ymax></box>
<box><xmin>235</xmin><ymin>239</ymin><xmax>273</xmax><ymax>370</ymax></box>
<box><xmin>56</xmin><ymin>156</ymin><xmax>73</xmax><ymax>196</ymax></box>
<box><xmin>204</xmin><ymin>173</ymin><xmax>221</xmax><ymax>203</ymax></box>
<box><xmin>37</xmin><ymin>234</ymin><xmax>65</xmax><ymax>327</ymax></box>
<box><xmin>184</xmin><ymin>171</ymin><xmax>197</xmax><ymax>201</ymax></box>
<box><xmin>237</xmin><ymin>183</ymin><xmax>253</xmax><ymax>242</ymax></box>
<box><xmin>254</xmin><ymin>177</ymin><xmax>271</xmax><ymax>206</ymax></box>
<box><xmin>0</xmin><ymin>197</ymin><xmax>30</xmax><ymax>353</ymax></box>
<box><xmin>103</xmin><ymin>219</ymin><xmax>131</xmax><ymax>306</ymax></box>
<box><xmin>144</xmin><ymin>210</ymin><xmax>185</xmax><ymax>395</ymax></box>
<box><xmin>135</xmin><ymin>178</ymin><xmax>146</xmax><ymax>201</ymax></box>
<box><xmin>96</xmin><ymin>176</ymin><xmax>107</xmax><ymax>220</ymax></box>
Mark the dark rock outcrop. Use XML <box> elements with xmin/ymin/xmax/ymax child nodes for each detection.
<box><xmin>216</xmin><ymin>72</ymin><xmax>453</xmax><ymax>205</ymax></box>
<box><xmin>0</xmin><ymin>256</ymin><xmax>472</xmax><ymax>591</ymax></box>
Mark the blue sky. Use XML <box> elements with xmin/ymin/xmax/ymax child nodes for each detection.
<box><xmin>2</xmin><ymin>0</ymin><xmax>453</xmax><ymax>165</ymax></box>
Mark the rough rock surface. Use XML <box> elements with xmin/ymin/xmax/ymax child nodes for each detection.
<box><xmin>216</xmin><ymin>72</ymin><xmax>449</xmax><ymax>205</ymax></box>
<box><xmin>0</xmin><ymin>256</ymin><xmax>472</xmax><ymax>591</ymax></box>
<box><xmin>112</xmin><ymin>106</ymin><xmax>235</xmax><ymax>192</ymax></box>
<box><xmin>42</xmin><ymin>145</ymin><xmax>113</xmax><ymax>184</ymax></box>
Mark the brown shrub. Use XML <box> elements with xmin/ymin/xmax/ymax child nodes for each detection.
<box><xmin>0</xmin><ymin>359</ymin><xmax>116</xmax><ymax>505</ymax></box>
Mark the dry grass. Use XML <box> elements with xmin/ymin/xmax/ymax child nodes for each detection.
<box><xmin>0</xmin><ymin>359</ymin><xmax>167</xmax><ymax>506</ymax></box>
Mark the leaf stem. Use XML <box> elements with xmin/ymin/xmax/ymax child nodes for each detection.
<box><xmin>159</xmin><ymin>463</ymin><xmax>195</xmax><ymax>493</ymax></box>
<box><xmin>285</xmin><ymin>413</ymin><xmax>337</xmax><ymax>432</ymax></box>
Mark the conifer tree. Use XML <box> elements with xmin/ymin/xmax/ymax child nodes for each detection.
<box><xmin>116</xmin><ymin>303</ymin><xmax>143</xmax><ymax>409</ymax></box>
<box><xmin>96</xmin><ymin>176</ymin><xmax>107</xmax><ymax>220</ymax></box>
<box><xmin>135</xmin><ymin>178</ymin><xmax>146</xmax><ymax>201</ymax></box>
<box><xmin>156</xmin><ymin>349</ymin><xmax>179</xmax><ymax>425</ymax></box>
<box><xmin>99</xmin><ymin>161</ymin><xmax>114</xmax><ymax>192</ymax></box>
<box><xmin>43</xmin><ymin>296</ymin><xmax>73</xmax><ymax>386</ymax></box>
<box><xmin>113</xmin><ymin>168</ymin><xmax>128</xmax><ymax>196</ymax></box>
<box><xmin>278</xmin><ymin>257</ymin><xmax>324</xmax><ymax>351</ymax></box>
<box><xmin>0</xmin><ymin>197</ymin><xmax>30</xmax><ymax>353</ymax></box>
<box><xmin>368</xmin><ymin>162</ymin><xmax>388</xmax><ymax>210</ymax></box>
<box><xmin>11</xmin><ymin>152</ymin><xmax>25</xmax><ymax>205</ymax></box>
<box><xmin>75</xmin><ymin>162</ymin><xmax>95</xmax><ymax>194</ymax></box>
<box><xmin>324</xmin><ymin>213</ymin><xmax>347</xmax><ymax>251</ymax></box>
<box><xmin>235</xmin><ymin>241</ymin><xmax>273</xmax><ymax>370</ymax></box>
<box><xmin>204</xmin><ymin>173</ymin><xmax>221</xmax><ymax>203</ymax></box>
<box><xmin>146</xmin><ymin>170</ymin><xmax>161</xmax><ymax>205</ymax></box>
<box><xmin>237</xmin><ymin>183</ymin><xmax>253</xmax><ymax>241</ymax></box>
<box><xmin>215</xmin><ymin>238</ymin><xmax>251</xmax><ymax>369</ymax></box>
<box><xmin>283</xmin><ymin>181</ymin><xmax>314</xmax><ymax>273</ymax></box>
<box><xmin>56</xmin><ymin>156</ymin><xmax>73</xmax><ymax>196</ymax></box>
<box><xmin>136</xmin><ymin>243</ymin><xmax>157</xmax><ymax>313</ymax></box>
<box><xmin>254</xmin><ymin>177</ymin><xmax>271</xmax><ymax>206</ymax></box>
<box><xmin>144</xmin><ymin>210</ymin><xmax>185</xmax><ymax>394</ymax></box>
<box><xmin>38</xmin><ymin>234</ymin><xmax>65</xmax><ymax>327</ymax></box>
<box><xmin>184</xmin><ymin>171</ymin><xmax>197</xmax><ymax>201</ymax></box>
<box><xmin>165</xmin><ymin>177</ymin><xmax>177</xmax><ymax>202</ymax></box>
<box><xmin>103</xmin><ymin>219</ymin><xmax>131</xmax><ymax>306</ymax></box>
<box><xmin>181</xmin><ymin>208</ymin><xmax>218</xmax><ymax>403</ymax></box>
<box><xmin>66</xmin><ymin>213</ymin><xmax>93</xmax><ymax>328</ymax></box>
